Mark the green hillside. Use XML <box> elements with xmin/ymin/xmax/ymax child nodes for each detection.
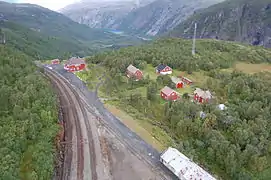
<box><xmin>0</xmin><ymin>44</ymin><xmax>59</xmax><ymax>179</ymax></box>
<box><xmin>169</xmin><ymin>0</ymin><xmax>271</xmax><ymax>48</ymax></box>
<box><xmin>89</xmin><ymin>38</ymin><xmax>271</xmax><ymax>72</ymax></box>
<box><xmin>0</xmin><ymin>1</ymin><xmax>131</xmax><ymax>42</ymax></box>
<box><xmin>0</xmin><ymin>1</ymin><xmax>145</xmax><ymax>59</ymax></box>
<box><xmin>0</xmin><ymin>20</ymin><xmax>96</xmax><ymax>59</ymax></box>
<box><xmin>82</xmin><ymin>38</ymin><xmax>271</xmax><ymax>180</ymax></box>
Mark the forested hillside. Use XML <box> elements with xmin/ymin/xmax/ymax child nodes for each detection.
<box><xmin>83</xmin><ymin>38</ymin><xmax>271</xmax><ymax>179</ymax></box>
<box><xmin>0</xmin><ymin>45</ymin><xmax>58</xmax><ymax>179</ymax></box>
<box><xmin>91</xmin><ymin>38</ymin><xmax>271</xmax><ymax>72</ymax></box>
<box><xmin>0</xmin><ymin>1</ymin><xmax>145</xmax><ymax>58</ymax></box>
<box><xmin>0</xmin><ymin>21</ymin><xmax>95</xmax><ymax>59</ymax></box>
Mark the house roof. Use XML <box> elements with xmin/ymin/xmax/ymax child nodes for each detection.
<box><xmin>127</xmin><ymin>64</ymin><xmax>140</xmax><ymax>74</ymax></box>
<box><xmin>194</xmin><ymin>88</ymin><xmax>212</xmax><ymax>99</ymax></box>
<box><xmin>66</xmin><ymin>57</ymin><xmax>85</xmax><ymax>65</ymax></box>
<box><xmin>160</xmin><ymin>147</ymin><xmax>216</xmax><ymax>180</ymax></box>
<box><xmin>52</xmin><ymin>59</ymin><xmax>60</xmax><ymax>61</ymax></box>
<box><xmin>171</xmin><ymin>76</ymin><xmax>183</xmax><ymax>84</ymax></box>
<box><xmin>156</xmin><ymin>64</ymin><xmax>167</xmax><ymax>71</ymax></box>
<box><xmin>161</xmin><ymin>86</ymin><xmax>175</xmax><ymax>95</ymax></box>
<box><xmin>182</xmin><ymin>76</ymin><xmax>193</xmax><ymax>82</ymax></box>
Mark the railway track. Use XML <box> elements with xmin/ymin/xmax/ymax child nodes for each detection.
<box><xmin>46</xmin><ymin>67</ymin><xmax>172</xmax><ymax>180</ymax></box>
<box><xmin>44</xmin><ymin>69</ymin><xmax>97</xmax><ymax>180</ymax></box>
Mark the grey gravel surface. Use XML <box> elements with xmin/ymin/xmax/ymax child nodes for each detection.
<box><xmin>47</xmin><ymin>64</ymin><xmax>178</xmax><ymax>180</ymax></box>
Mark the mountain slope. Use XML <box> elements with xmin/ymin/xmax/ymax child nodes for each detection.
<box><xmin>60</xmin><ymin>0</ymin><xmax>154</xmax><ymax>29</ymax></box>
<box><xmin>0</xmin><ymin>1</ymin><xmax>145</xmax><ymax>57</ymax></box>
<box><xmin>169</xmin><ymin>0</ymin><xmax>271</xmax><ymax>47</ymax></box>
<box><xmin>61</xmin><ymin>0</ymin><xmax>224</xmax><ymax>36</ymax></box>
<box><xmin>0</xmin><ymin>20</ymin><xmax>95</xmax><ymax>59</ymax></box>
<box><xmin>0</xmin><ymin>1</ymin><xmax>119</xmax><ymax>42</ymax></box>
<box><xmin>116</xmin><ymin>0</ymin><xmax>225</xmax><ymax>36</ymax></box>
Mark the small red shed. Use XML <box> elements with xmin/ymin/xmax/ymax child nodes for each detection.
<box><xmin>126</xmin><ymin>64</ymin><xmax>143</xmax><ymax>81</ymax></box>
<box><xmin>156</xmin><ymin>64</ymin><xmax>172</xmax><ymax>75</ymax></box>
<box><xmin>194</xmin><ymin>88</ymin><xmax>212</xmax><ymax>103</ymax></box>
<box><xmin>171</xmin><ymin>76</ymin><xmax>185</xmax><ymax>88</ymax></box>
<box><xmin>64</xmin><ymin>57</ymin><xmax>86</xmax><ymax>72</ymax></box>
<box><xmin>160</xmin><ymin>86</ymin><xmax>179</xmax><ymax>101</ymax></box>
<box><xmin>180</xmin><ymin>76</ymin><xmax>193</xmax><ymax>85</ymax></box>
<box><xmin>51</xmin><ymin>59</ymin><xmax>60</xmax><ymax>64</ymax></box>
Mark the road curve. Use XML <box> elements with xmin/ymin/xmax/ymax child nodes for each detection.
<box><xmin>44</xmin><ymin>68</ymin><xmax>97</xmax><ymax>180</ymax></box>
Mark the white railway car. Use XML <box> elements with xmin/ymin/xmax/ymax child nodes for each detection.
<box><xmin>160</xmin><ymin>147</ymin><xmax>216</xmax><ymax>180</ymax></box>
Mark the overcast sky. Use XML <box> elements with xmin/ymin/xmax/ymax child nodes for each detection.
<box><xmin>17</xmin><ymin>0</ymin><xmax>80</xmax><ymax>10</ymax></box>
<box><xmin>5</xmin><ymin>0</ymin><xmax>134</xmax><ymax>11</ymax></box>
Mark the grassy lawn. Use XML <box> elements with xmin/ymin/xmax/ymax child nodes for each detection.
<box><xmin>175</xmin><ymin>85</ymin><xmax>194</xmax><ymax>95</ymax></box>
<box><xmin>126</xmin><ymin>86</ymin><xmax>147</xmax><ymax>97</ymax></box>
<box><xmin>234</xmin><ymin>62</ymin><xmax>271</xmax><ymax>74</ymax></box>
<box><xmin>144</xmin><ymin>64</ymin><xmax>205</xmax><ymax>96</ymax></box>
<box><xmin>104</xmin><ymin>102</ymin><xmax>173</xmax><ymax>152</ymax></box>
<box><xmin>75</xmin><ymin>64</ymin><xmax>106</xmax><ymax>89</ymax></box>
<box><xmin>222</xmin><ymin>62</ymin><xmax>271</xmax><ymax>74</ymax></box>
<box><xmin>175</xmin><ymin>71</ymin><xmax>209</xmax><ymax>86</ymax></box>
<box><xmin>145</xmin><ymin>63</ymin><xmax>207</xmax><ymax>86</ymax></box>
<box><xmin>144</xmin><ymin>64</ymin><xmax>157</xmax><ymax>80</ymax></box>
<box><xmin>42</xmin><ymin>60</ymin><xmax>53</xmax><ymax>64</ymax></box>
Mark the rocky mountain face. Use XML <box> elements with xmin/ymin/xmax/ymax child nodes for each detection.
<box><xmin>60</xmin><ymin>0</ymin><xmax>154</xmax><ymax>29</ymax></box>
<box><xmin>116</xmin><ymin>0</ymin><xmax>225</xmax><ymax>36</ymax></box>
<box><xmin>170</xmin><ymin>0</ymin><xmax>271</xmax><ymax>48</ymax></box>
<box><xmin>60</xmin><ymin>0</ymin><xmax>224</xmax><ymax>36</ymax></box>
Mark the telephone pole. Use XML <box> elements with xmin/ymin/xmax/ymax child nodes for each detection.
<box><xmin>192</xmin><ymin>22</ymin><xmax>197</xmax><ymax>56</ymax></box>
<box><xmin>0</xmin><ymin>29</ymin><xmax>5</xmax><ymax>44</ymax></box>
<box><xmin>3</xmin><ymin>32</ymin><xmax>5</xmax><ymax>44</ymax></box>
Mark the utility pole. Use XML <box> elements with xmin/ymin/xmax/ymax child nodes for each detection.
<box><xmin>192</xmin><ymin>22</ymin><xmax>197</xmax><ymax>56</ymax></box>
<box><xmin>0</xmin><ymin>29</ymin><xmax>5</xmax><ymax>44</ymax></box>
<box><xmin>2</xmin><ymin>31</ymin><xmax>5</xmax><ymax>44</ymax></box>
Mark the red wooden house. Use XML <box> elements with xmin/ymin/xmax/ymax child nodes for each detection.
<box><xmin>161</xmin><ymin>86</ymin><xmax>179</xmax><ymax>101</ymax></box>
<box><xmin>179</xmin><ymin>76</ymin><xmax>193</xmax><ymax>85</ymax></box>
<box><xmin>64</xmin><ymin>57</ymin><xmax>86</xmax><ymax>72</ymax></box>
<box><xmin>126</xmin><ymin>64</ymin><xmax>143</xmax><ymax>81</ymax></box>
<box><xmin>194</xmin><ymin>88</ymin><xmax>212</xmax><ymax>103</ymax></box>
<box><xmin>171</xmin><ymin>76</ymin><xmax>185</xmax><ymax>88</ymax></box>
<box><xmin>156</xmin><ymin>64</ymin><xmax>172</xmax><ymax>75</ymax></box>
<box><xmin>51</xmin><ymin>59</ymin><xmax>60</xmax><ymax>64</ymax></box>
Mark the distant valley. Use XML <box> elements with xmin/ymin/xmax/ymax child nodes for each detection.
<box><xmin>60</xmin><ymin>0</ymin><xmax>224</xmax><ymax>36</ymax></box>
<box><xmin>0</xmin><ymin>1</ymin><xmax>147</xmax><ymax>59</ymax></box>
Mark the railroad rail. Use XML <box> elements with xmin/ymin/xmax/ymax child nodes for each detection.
<box><xmin>44</xmin><ymin>68</ymin><xmax>97</xmax><ymax>180</ymax></box>
<box><xmin>45</xmin><ymin>67</ymin><xmax>173</xmax><ymax>180</ymax></box>
<box><xmin>42</xmin><ymin>65</ymin><xmax>176</xmax><ymax>180</ymax></box>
